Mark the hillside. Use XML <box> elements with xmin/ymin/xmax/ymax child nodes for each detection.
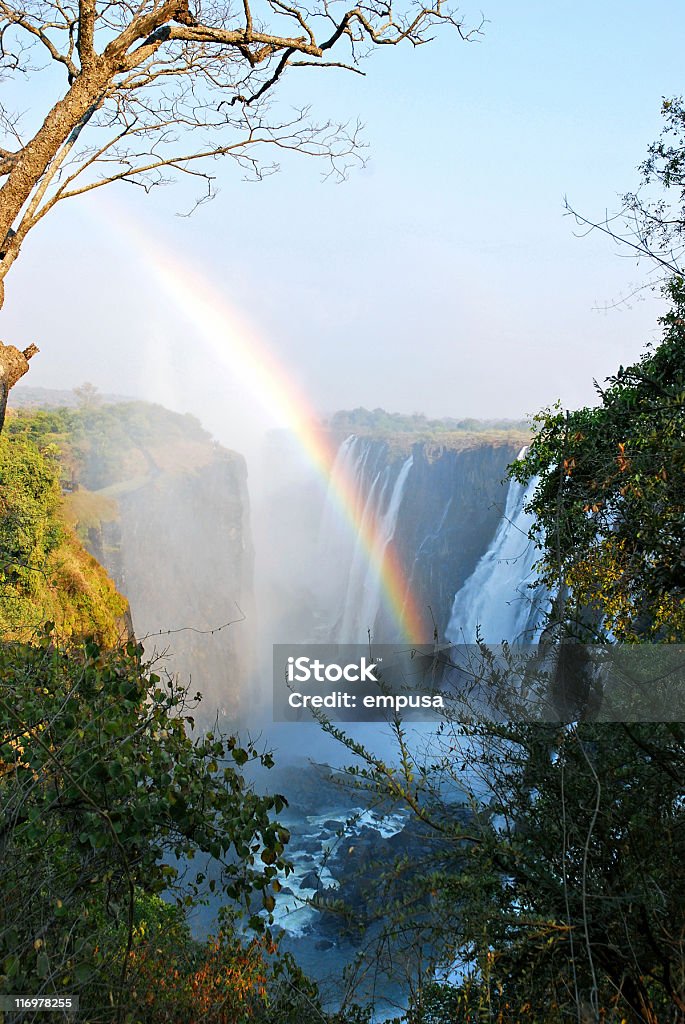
<box><xmin>0</xmin><ymin>429</ymin><xmax>128</xmax><ymax>644</ymax></box>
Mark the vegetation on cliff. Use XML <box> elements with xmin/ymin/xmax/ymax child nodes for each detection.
<box><xmin>5</xmin><ymin>399</ymin><xmax>245</xmax><ymax>559</ymax></box>
<box><xmin>0</xmin><ymin>430</ymin><xmax>127</xmax><ymax>643</ymax></box>
<box><xmin>327</xmin><ymin>407</ymin><xmax>531</xmax><ymax>456</ymax></box>
<box><xmin>512</xmin><ymin>276</ymin><xmax>685</xmax><ymax>642</ymax></box>
<box><xmin>6</xmin><ymin>398</ymin><xmax>214</xmax><ymax>488</ymax></box>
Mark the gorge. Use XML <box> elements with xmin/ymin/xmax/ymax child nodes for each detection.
<box><xmin>6</xmin><ymin>392</ymin><xmax>556</xmax><ymax>1016</ymax></box>
<box><xmin>11</xmin><ymin>390</ymin><xmax>548</xmax><ymax>709</ymax></box>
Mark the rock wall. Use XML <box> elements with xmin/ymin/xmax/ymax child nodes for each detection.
<box><xmin>67</xmin><ymin>402</ymin><xmax>256</xmax><ymax>723</ymax></box>
<box><xmin>100</xmin><ymin>449</ymin><xmax>254</xmax><ymax>721</ymax></box>
<box><xmin>311</xmin><ymin>433</ymin><xmax>526</xmax><ymax>643</ymax></box>
<box><xmin>389</xmin><ymin>441</ymin><xmax>523</xmax><ymax>641</ymax></box>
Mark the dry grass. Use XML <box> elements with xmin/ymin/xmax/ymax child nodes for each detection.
<box><xmin>63</xmin><ymin>488</ymin><xmax>118</xmax><ymax>531</ymax></box>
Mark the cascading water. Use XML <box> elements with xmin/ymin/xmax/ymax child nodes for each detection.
<box><xmin>446</xmin><ymin>452</ymin><xmax>549</xmax><ymax>644</ymax></box>
<box><xmin>338</xmin><ymin>453</ymin><xmax>413</xmax><ymax>642</ymax></box>
<box><xmin>314</xmin><ymin>435</ymin><xmax>413</xmax><ymax>643</ymax></box>
<box><xmin>264</xmin><ymin>433</ymin><xmax>548</xmax><ymax>1017</ymax></box>
<box><xmin>313</xmin><ymin>436</ymin><xmax>369</xmax><ymax>629</ymax></box>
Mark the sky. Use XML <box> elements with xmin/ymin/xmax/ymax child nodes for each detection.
<box><xmin>2</xmin><ymin>0</ymin><xmax>685</xmax><ymax>448</ymax></box>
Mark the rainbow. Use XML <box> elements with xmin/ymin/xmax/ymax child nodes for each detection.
<box><xmin>104</xmin><ymin>206</ymin><xmax>427</xmax><ymax>642</ymax></box>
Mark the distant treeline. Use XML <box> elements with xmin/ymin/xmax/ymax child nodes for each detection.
<box><xmin>7</xmin><ymin>396</ymin><xmax>210</xmax><ymax>489</ymax></box>
<box><xmin>328</xmin><ymin>407</ymin><xmax>530</xmax><ymax>436</ymax></box>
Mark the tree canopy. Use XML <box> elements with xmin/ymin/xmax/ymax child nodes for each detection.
<box><xmin>0</xmin><ymin>634</ymin><xmax>291</xmax><ymax>1017</ymax></box>
<box><xmin>511</xmin><ymin>276</ymin><xmax>685</xmax><ymax>642</ymax></box>
<box><xmin>321</xmin><ymin>693</ymin><xmax>685</xmax><ymax>1023</ymax></box>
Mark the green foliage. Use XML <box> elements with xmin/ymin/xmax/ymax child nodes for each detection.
<box><xmin>324</xmin><ymin>708</ymin><xmax>685</xmax><ymax>1024</ymax></box>
<box><xmin>72</xmin><ymin>402</ymin><xmax>209</xmax><ymax>489</ymax></box>
<box><xmin>329</xmin><ymin>408</ymin><xmax>529</xmax><ymax>435</ymax></box>
<box><xmin>6</xmin><ymin>406</ymin><xmax>80</xmax><ymax>444</ymax></box>
<box><xmin>511</xmin><ymin>277</ymin><xmax>685</xmax><ymax>640</ymax></box>
<box><xmin>463</xmin><ymin>719</ymin><xmax>685</xmax><ymax>1024</ymax></box>
<box><xmin>0</xmin><ymin>636</ymin><xmax>290</xmax><ymax>1018</ymax></box>
<box><xmin>7</xmin><ymin>399</ymin><xmax>210</xmax><ymax>487</ymax></box>
<box><xmin>0</xmin><ymin>434</ymin><xmax>64</xmax><ymax>587</ymax></box>
<box><xmin>0</xmin><ymin>433</ymin><xmax>127</xmax><ymax>642</ymax></box>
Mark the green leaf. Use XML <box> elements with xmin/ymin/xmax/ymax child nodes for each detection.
<box><xmin>36</xmin><ymin>951</ymin><xmax>49</xmax><ymax>979</ymax></box>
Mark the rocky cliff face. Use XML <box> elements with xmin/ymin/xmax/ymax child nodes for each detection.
<box><xmin>389</xmin><ymin>441</ymin><xmax>523</xmax><ymax>640</ymax></box>
<box><xmin>33</xmin><ymin>399</ymin><xmax>258</xmax><ymax>722</ymax></box>
<box><xmin>96</xmin><ymin>448</ymin><xmax>254</xmax><ymax>721</ymax></box>
<box><xmin>296</xmin><ymin>432</ymin><xmax>528</xmax><ymax>644</ymax></box>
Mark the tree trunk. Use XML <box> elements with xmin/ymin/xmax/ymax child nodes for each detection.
<box><xmin>0</xmin><ymin>68</ymin><xmax>109</xmax><ymax>277</ymax></box>
<box><xmin>0</xmin><ymin>343</ymin><xmax>39</xmax><ymax>431</ymax></box>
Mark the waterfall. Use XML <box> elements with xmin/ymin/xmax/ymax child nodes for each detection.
<box><xmin>315</xmin><ymin>436</ymin><xmax>549</xmax><ymax>647</ymax></box>
<box><xmin>314</xmin><ymin>436</ymin><xmax>413</xmax><ymax>643</ymax></box>
<box><xmin>314</xmin><ymin>437</ymin><xmax>367</xmax><ymax>624</ymax></box>
<box><xmin>338</xmin><ymin>454</ymin><xmax>413</xmax><ymax>642</ymax></box>
<box><xmin>446</xmin><ymin>456</ymin><xmax>549</xmax><ymax>644</ymax></box>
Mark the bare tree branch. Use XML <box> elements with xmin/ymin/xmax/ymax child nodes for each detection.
<box><xmin>0</xmin><ymin>0</ymin><xmax>480</xmax><ymax>332</ymax></box>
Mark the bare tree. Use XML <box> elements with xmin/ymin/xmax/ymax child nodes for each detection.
<box><xmin>0</xmin><ymin>0</ymin><xmax>480</xmax><ymax>300</ymax></box>
<box><xmin>0</xmin><ymin>0</ymin><xmax>480</xmax><ymax>421</ymax></box>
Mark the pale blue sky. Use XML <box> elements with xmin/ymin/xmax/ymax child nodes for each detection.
<box><xmin>3</xmin><ymin>0</ymin><xmax>684</xmax><ymax>444</ymax></box>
